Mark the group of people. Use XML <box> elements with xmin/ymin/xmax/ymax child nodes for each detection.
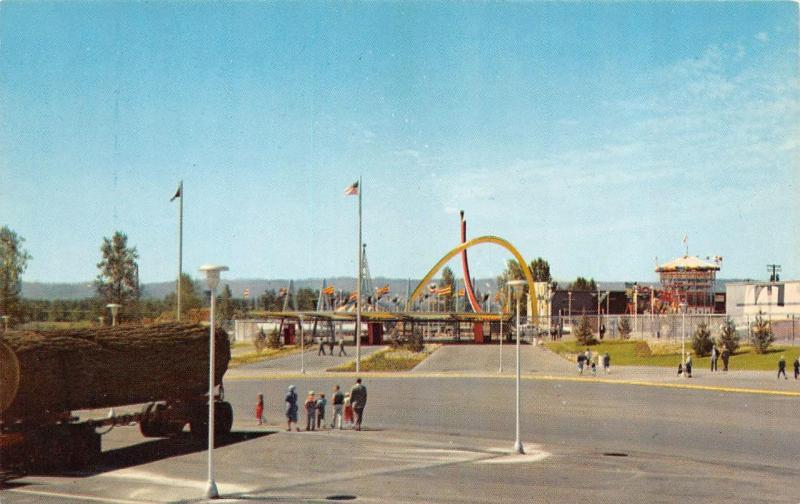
<box><xmin>576</xmin><ymin>349</ymin><xmax>610</xmax><ymax>375</ymax></box>
<box><xmin>708</xmin><ymin>344</ymin><xmax>733</xmax><ymax>372</ymax></box>
<box><xmin>317</xmin><ymin>337</ymin><xmax>347</xmax><ymax>356</ymax></box>
<box><xmin>269</xmin><ymin>378</ymin><xmax>368</xmax><ymax>432</ymax></box>
<box><xmin>777</xmin><ymin>355</ymin><xmax>800</xmax><ymax>380</ymax></box>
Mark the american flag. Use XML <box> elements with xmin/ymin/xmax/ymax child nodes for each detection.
<box><xmin>344</xmin><ymin>181</ymin><xmax>359</xmax><ymax>196</ymax></box>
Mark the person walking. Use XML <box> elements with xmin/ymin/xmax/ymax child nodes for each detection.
<box><xmin>685</xmin><ymin>354</ymin><xmax>693</xmax><ymax>378</ymax></box>
<box><xmin>316</xmin><ymin>393</ymin><xmax>328</xmax><ymax>429</ymax></box>
<box><xmin>331</xmin><ymin>385</ymin><xmax>345</xmax><ymax>429</ymax></box>
<box><xmin>305</xmin><ymin>391</ymin><xmax>317</xmax><ymax>431</ymax></box>
<box><xmin>284</xmin><ymin>385</ymin><xmax>299</xmax><ymax>432</ymax></box>
<box><xmin>602</xmin><ymin>352</ymin><xmax>610</xmax><ymax>374</ymax></box>
<box><xmin>328</xmin><ymin>337</ymin><xmax>335</xmax><ymax>356</ymax></box>
<box><xmin>794</xmin><ymin>356</ymin><xmax>800</xmax><ymax>380</ymax></box>
<box><xmin>710</xmin><ymin>345</ymin><xmax>718</xmax><ymax>372</ymax></box>
<box><xmin>255</xmin><ymin>393</ymin><xmax>265</xmax><ymax>426</ymax></box>
<box><xmin>343</xmin><ymin>393</ymin><xmax>354</xmax><ymax>428</ymax></box>
<box><xmin>586</xmin><ymin>349</ymin><xmax>593</xmax><ymax>367</ymax></box>
<box><xmin>599</xmin><ymin>323</ymin><xmax>606</xmax><ymax>341</ymax></box>
<box><xmin>778</xmin><ymin>356</ymin><xmax>788</xmax><ymax>380</ymax></box>
<box><xmin>338</xmin><ymin>338</ymin><xmax>347</xmax><ymax>356</ymax></box>
<box><xmin>317</xmin><ymin>338</ymin><xmax>327</xmax><ymax>356</ymax></box>
<box><xmin>350</xmin><ymin>378</ymin><xmax>367</xmax><ymax>431</ymax></box>
<box><xmin>721</xmin><ymin>346</ymin><xmax>730</xmax><ymax>372</ymax></box>
<box><xmin>577</xmin><ymin>352</ymin><xmax>586</xmax><ymax>375</ymax></box>
<box><xmin>591</xmin><ymin>359</ymin><xmax>597</xmax><ymax>376</ymax></box>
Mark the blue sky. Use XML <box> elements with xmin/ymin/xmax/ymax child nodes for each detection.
<box><xmin>1</xmin><ymin>2</ymin><xmax>798</xmax><ymax>284</ymax></box>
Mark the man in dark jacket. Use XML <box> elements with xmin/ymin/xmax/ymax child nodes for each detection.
<box><xmin>350</xmin><ymin>378</ymin><xmax>367</xmax><ymax>431</ymax></box>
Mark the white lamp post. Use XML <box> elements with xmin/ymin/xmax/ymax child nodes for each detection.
<box><xmin>680</xmin><ymin>302</ymin><xmax>687</xmax><ymax>379</ymax></box>
<box><xmin>499</xmin><ymin>286</ymin><xmax>504</xmax><ymax>374</ymax></box>
<box><xmin>507</xmin><ymin>279</ymin><xmax>526</xmax><ymax>455</ymax></box>
<box><xmin>106</xmin><ymin>304</ymin><xmax>122</xmax><ymax>326</ymax></box>
<box><xmin>199</xmin><ymin>264</ymin><xmax>228</xmax><ymax>500</ymax></box>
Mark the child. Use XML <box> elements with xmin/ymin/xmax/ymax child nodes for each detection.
<box><xmin>591</xmin><ymin>359</ymin><xmax>597</xmax><ymax>376</ymax></box>
<box><xmin>255</xmin><ymin>393</ymin><xmax>265</xmax><ymax>425</ymax></box>
<box><xmin>343</xmin><ymin>393</ymin><xmax>353</xmax><ymax>428</ymax></box>
<box><xmin>304</xmin><ymin>391</ymin><xmax>317</xmax><ymax>431</ymax></box>
<box><xmin>316</xmin><ymin>393</ymin><xmax>327</xmax><ymax>429</ymax></box>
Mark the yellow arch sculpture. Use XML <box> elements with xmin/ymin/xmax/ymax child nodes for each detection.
<box><xmin>406</xmin><ymin>235</ymin><xmax>538</xmax><ymax>325</ymax></box>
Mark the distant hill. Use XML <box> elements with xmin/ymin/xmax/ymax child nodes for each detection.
<box><xmin>21</xmin><ymin>277</ymin><xmax>753</xmax><ymax>300</ymax></box>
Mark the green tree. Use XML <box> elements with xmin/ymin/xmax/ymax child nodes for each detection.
<box><xmin>439</xmin><ymin>266</ymin><xmax>456</xmax><ymax>311</ymax></box>
<box><xmin>218</xmin><ymin>284</ymin><xmax>235</xmax><ymax>320</ymax></box>
<box><xmin>164</xmin><ymin>273</ymin><xmax>203</xmax><ymax>317</ymax></box>
<box><xmin>0</xmin><ymin>226</ymin><xmax>32</xmax><ymax>322</ymax></box>
<box><xmin>266</xmin><ymin>328</ymin><xmax>282</xmax><ymax>349</ymax></box>
<box><xmin>691</xmin><ymin>322</ymin><xmax>714</xmax><ymax>357</ymax></box>
<box><xmin>574</xmin><ymin>314</ymin><xmax>597</xmax><ymax>345</ymax></box>
<box><xmin>718</xmin><ymin>317</ymin><xmax>740</xmax><ymax>354</ymax></box>
<box><xmin>260</xmin><ymin>289</ymin><xmax>280</xmax><ymax>311</ymax></box>
<box><xmin>528</xmin><ymin>257</ymin><xmax>552</xmax><ymax>283</ymax></box>
<box><xmin>95</xmin><ymin>232</ymin><xmax>140</xmax><ymax>317</ymax></box>
<box><xmin>750</xmin><ymin>311</ymin><xmax>774</xmax><ymax>354</ymax></box>
<box><xmin>296</xmin><ymin>288</ymin><xmax>318</xmax><ymax>310</ymax></box>
<box><xmin>617</xmin><ymin>317</ymin><xmax>632</xmax><ymax>340</ymax></box>
<box><xmin>570</xmin><ymin>277</ymin><xmax>597</xmax><ymax>292</ymax></box>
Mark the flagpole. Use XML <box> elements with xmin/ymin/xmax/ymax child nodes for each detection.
<box><xmin>356</xmin><ymin>176</ymin><xmax>362</xmax><ymax>373</ymax></box>
<box><xmin>177</xmin><ymin>180</ymin><xmax>183</xmax><ymax>321</ymax></box>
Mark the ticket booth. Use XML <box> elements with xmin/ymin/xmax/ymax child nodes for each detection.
<box><xmin>367</xmin><ymin>322</ymin><xmax>383</xmax><ymax>344</ymax></box>
<box><xmin>282</xmin><ymin>323</ymin><xmax>296</xmax><ymax>345</ymax></box>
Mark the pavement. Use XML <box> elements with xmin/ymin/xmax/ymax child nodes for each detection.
<box><xmin>4</xmin><ymin>375</ymin><xmax>799</xmax><ymax>503</ymax></box>
<box><xmin>238</xmin><ymin>345</ymin><xmax>386</xmax><ymax>374</ymax></box>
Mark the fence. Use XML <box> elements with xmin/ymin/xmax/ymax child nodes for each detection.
<box><xmin>543</xmin><ymin>314</ymin><xmax>799</xmax><ymax>346</ymax></box>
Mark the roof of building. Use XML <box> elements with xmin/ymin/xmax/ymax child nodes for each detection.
<box><xmin>656</xmin><ymin>256</ymin><xmax>720</xmax><ymax>273</ymax></box>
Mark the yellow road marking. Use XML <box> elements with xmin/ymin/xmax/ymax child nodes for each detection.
<box><xmin>225</xmin><ymin>371</ymin><xmax>800</xmax><ymax>397</ymax></box>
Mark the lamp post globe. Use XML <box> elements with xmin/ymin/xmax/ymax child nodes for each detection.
<box><xmin>507</xmin><ymin>279</ymin><xmax>527</xmax><ymax>455</ymax></box>
<box><xmin>198</xmin><ymin>264</ymin><xmax>229</xmax><ymax>499</ymax></box>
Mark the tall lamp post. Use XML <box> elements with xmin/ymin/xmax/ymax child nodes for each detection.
<box><xmin>299</xmin><ymin>313</ymin><xmax>305</xmax><ymax>374</ymax></box>
<box><xmin>106</xmin><ymin>304</ymin><xmax>121</xmax><ymax>326</ymax></box>
<box><xmin>507</xmin><ymin>279</ymin><xmax>526</xmax><ymax>455</ymax></box>
<box><xmin>199</xmin><ymin>264</ymin><xmax>228</xmax><ymax>500</ymax></box>
<box><xmin>499</xmin><ymin>285</ymin><xmax>506</xmax><ymax>373</ymax></box>
<box><xmin>679</xmin><ymin>302</ymin><xmax>687</xmax><ymax>379</ymax></box>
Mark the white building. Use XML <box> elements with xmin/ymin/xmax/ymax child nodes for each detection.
<box><xmin>726</xmin><ymin>280</ymin><xmax>800</xmax><ymax>320</ymax></box>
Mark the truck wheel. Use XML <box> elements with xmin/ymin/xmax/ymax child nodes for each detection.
<box><xmin>140</xmin><ymin>402</ymin><xmax>169</xmax><ymax>437</ymax></box>
<box><xmin>67</xmin><ymin>424</ymin><xmax>100</xmax><ymax>470</ymax></box>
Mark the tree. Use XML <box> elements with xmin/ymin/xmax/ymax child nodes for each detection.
<box><xmin>0</xmin><ymin>226</ymin><xmax>32</xmax><ymax>321</ymax></box>
<box><xmin>440</xmin><ymin>266</ymin><xmax>456</xmax><ymax>311</ymax></box>
<box><xmin>570</xmin><ymin>276</ymin><xmax>597</xmax><ymax>292</ymax></box>
<box><xmin>574</xmin><ymin>314</ymin><xmax>597</xmax><ymax>345</ymax></box>
<box><xmin>266</xmin><ymin>328</ymin><xmax>282</xmax><ymax>349</ymax></box>
<box><xmin>750</xmin><ymin>311</ymin><xmax>774</xmax><ymax>354</ymax></box>
<box><xmin>260</xmin><ymin>289</ymin><xmax>280</xmax><ymax>311</ymax></box>
<box><xmin>617</xmin><ymin>317</ymin><xmax>632</xmax><ymax>340</ymax></box>
<box><xmin>691</xmin><ymin>323</ymin><xmax>714</xmax><ymax>357</ymax></box>
<box><xmin>164</xmin><ymin>273</ymin><xmax>203</xmax><ymax>317</ymax></box>
<box><xmin>296</xmin><ymin>288</ymin><xmax>318</xmax><ymax>311</ymax></box>
<box><xmin>718</xmin><ymin>317</ymin><xmax>740</xmax><ymax>354</ymax></box>
<box><xmin>218</xmin><ymin>284</ymin><xmax>235</xmax><ymax>320</ymax></box>
<box><xmin>529</xmin><ymin>257</ymin><xmax>552</xmax><ymax>283</ymax></box>
<box><xmin>95</xmin><ymin>232</ymin><xmax>140</xmax><ymax>315</ymax></box>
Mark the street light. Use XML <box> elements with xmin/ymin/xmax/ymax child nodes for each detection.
<box><xmin>499</xmin><ymin>285</ymin><xmax>506</xmax><ymax>373</ymax></box>
<box><xmin>106</xmin><ymin>304</ymin><xmax>122</xmax><ymax>326</ymax></box>
<box><xmin>679</xmin><ymin>302</ymin><xmax>687</xmax><ymax>379</ymax></box>
<box><xmin>299</xmin><ymin>313</ymin><xmax>305</xmax><ymax>374</ymax></box>
<box><xmin>507</xmin><ymin>279</ymin><xmax>526</xmax><ymax>455</ymax></box>
<box><xmin>199</xmin><ymin>264</ymin><xmax>229</xmax><ymax>500</ymax></box>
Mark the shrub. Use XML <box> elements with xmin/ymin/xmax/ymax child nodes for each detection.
<box><xmin>718</xmin><ymin>317</ymin><xmax>740</xmax><ymax>354</ymax></box>
<box><xmin>254</xmin><ymin>328</ymin><xmax>268</xmax><ymax>353</ymax></box>
<box><xmin>574</xmin><ymin>315</ymin><xmax>597</xmax><ymax>345</ymax></box>
<box><xmin>617</xmin><ymin>318</ymin><xmax>632</xmax><ymax>340</ymax></box>
<box><xmin>266</xmin><ymin>328</ymin><xmax>282</xmax><ymax>349</ymax></box>
<box><xmin>691</xmin><ymin>323</ymin><xmax>714</xmax><ymax>357</ymax></box>
<box><xmin>750</xmin><ymin>311</ymin><xmax>774</xmax><ymax>354</ymax></box>
<box><xmin>633</xmin><ymin>340</ymin><xmax>652</xmax><ymax>357</ymax></box>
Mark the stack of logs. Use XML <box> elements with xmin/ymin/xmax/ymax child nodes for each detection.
<box><xmin>0</xmin><ymin>323</ymin><xmax>230</xmax><ymax>424</ymax></box>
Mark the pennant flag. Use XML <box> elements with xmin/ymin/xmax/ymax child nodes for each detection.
<box><xmin>435</xmin><ymin>286</ymin><xmax>452</xmax><ymax>296</ymax></box>
<box><xmin>170</xmin><ymin>182</ymin><xmax>182</xmax><ymax>202</ymax></box>
<box><xmin>344</xmin><ymin>180</ymin><xmax>359</xmax><ymax>196</ymax></box>
<box><xmin>375</xmin><ymin>285</ymin><xmax>390</xmax><ymax>297</ymax></box>
<box><xmin>348</xmin><ymin>292</ymin><xmax>359</xmax><ymax>302</ymax></box>
<box><xmin>682</xmin><ymin>234</ymin><xmax>688</xmax><ymax>244</ymax></box>
<box><xmin>321</xmin><ymin>286</ymin><xmax>335</xmax><ymax>295</ymax></box>
<box><xmin>278</xmin><ymin>288</ymin><xmax>288</xmax><ymax>297</ymax></box>
<box><xmin>457</xmin><ymin>288</ymin><xmax>465</xmax><ymax>297</ymax></box>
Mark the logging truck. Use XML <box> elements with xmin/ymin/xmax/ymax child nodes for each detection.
<box><xmin>0</xmin><ymin>323</ymin><xmax>233</xmax><ymax>471</ymax></box>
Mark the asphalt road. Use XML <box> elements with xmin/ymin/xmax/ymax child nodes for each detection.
<box><xmin>3</xmin><ymin>375</ymin><xmax>799</xmax><ymax>503</ymax></box>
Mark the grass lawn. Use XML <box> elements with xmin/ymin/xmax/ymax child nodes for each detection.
<box><xmin>228</xmin><ymin>345</ymin><xmax>303</xmax><ymax>367</ymax></box>
<box><xmin>544</xmin><ymin>340</ymin><xmax>800</xmax><ymax>372</ymax></box>
<box><xmin>328</xmin><ymin>345</ymin><xmax>440</xmax><ymax>372</ymax></box>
